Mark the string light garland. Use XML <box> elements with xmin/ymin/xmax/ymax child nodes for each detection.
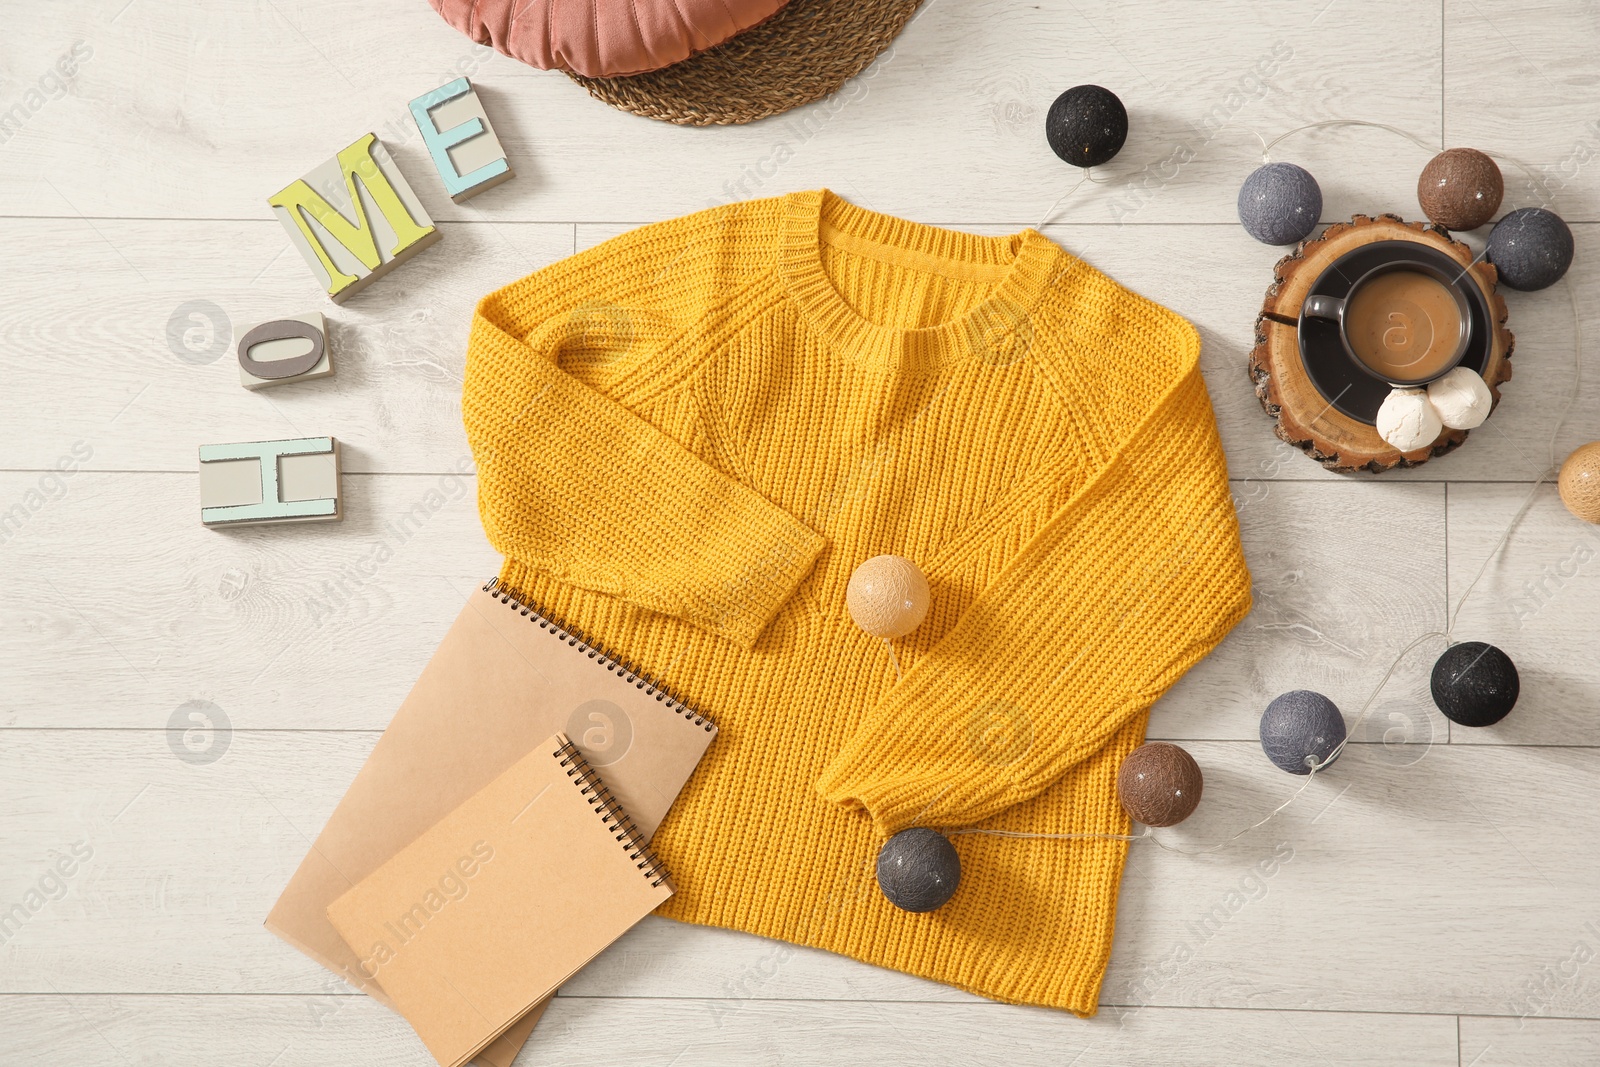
<box><xmin>847</xmin><ymin>554</ymin><xmax>932</xmax><ymax>683</ymax></box>
<box><xmin>876</xmin><ymin>827</ymin><xmax>962</xmax><ymax>913</ymax></box>
<box><xmin>1559</xmin><ymin>443</ymin><xmax>1600</xmax><ymax>523</ymax></box>
<box><xmin>1259</xmin><ymin>690</ymin><xmax>1346</xmax><ymax>775</ymax></box>
<box><xmin>1116</xmin><ymin>742</ymin><xmax>1204</xmax><ymax>827</ymax></box>
<box><xmin>1044</xmin><ymin>84</ymin><xmax>1128</xmax><ymax>169</ymax></box>
<box><xmin>1237</xmin><ymin>162</ymin><xmax>1322</xmax><ymax>245</ymax></box>
<box><xmin>1417</xmin><ymin>147</ymin><xmax>1504</xmax><ymax>231</ymax></box>
<box><xmin>846</xmin><ymin>555</ymin><xmax>931</xmax><ymax>640</ymax></box>
<box><xmin>1486</xmin><ymin>207</ymin><xmax>1575</xmax><ymax>291</ymax></box>
<box><xmin>857</xmin><ymin>111</ymin><xmax>1596</xmax><ymax>910</ymax></box>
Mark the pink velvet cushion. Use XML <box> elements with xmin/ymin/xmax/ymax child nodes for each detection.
<box><xmin>430</xmin><ymin>0</ymin><xmax>790</xmax><ymax>79</ymax></box>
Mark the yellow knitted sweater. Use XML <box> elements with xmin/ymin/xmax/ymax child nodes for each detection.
<box><xmin>463</xmin><ymin>190</ymin><xmax>1251</xmax><ymax>1015</ymax></box>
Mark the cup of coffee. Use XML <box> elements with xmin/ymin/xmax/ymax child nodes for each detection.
<box><xmin>1303</xmin><ymin>260</ymin><xmax>1473</xmax><ymax>386</ymax></box>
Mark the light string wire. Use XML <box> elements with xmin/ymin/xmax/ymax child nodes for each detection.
<box><xmin>1036</xmin><ymin>166</ymin><xmax>1112</xmax><ymax>229</ymax></box>
<box><xmin>883</xmin><ymin>637</ymin><xmax>904</xmax><ymax>683</ymax></box>
<box><xmin>1039</xmin><ymin>117</ymin><xmax>1556</xmax><ymax>230</ymax></box>
<box><xmin>961</xmin><ymin>120</ymin><xmax>1584</xmax><ymax>854</ymax></box>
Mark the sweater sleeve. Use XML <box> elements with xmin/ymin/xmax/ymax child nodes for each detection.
<box><xmin>814</xmin><ymin>345</ymin><xmax>1252</xmax><ymax>834</ymax></box>
<box><xmin>463</xmin><ymin>211</ymin><xmax>826</xmax><ymax>651</ymax></box>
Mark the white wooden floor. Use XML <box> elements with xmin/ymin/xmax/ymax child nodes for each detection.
<box><xmin>3</xmin><ymin>1</ymin><xmax>1599</xmax><ymax>1064</ymax></box>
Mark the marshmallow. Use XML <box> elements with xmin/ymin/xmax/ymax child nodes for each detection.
<box><xmin>1427</xmin><ymin>366</ymin><xmax>1493</xmax><ymax>430</ymax></box>
<box><xmin>1376</xmin><ymin>387</ymin><xmax>1444</xmax><ymax>452</ymax></box>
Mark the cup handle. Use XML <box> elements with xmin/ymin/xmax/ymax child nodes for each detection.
<box><xmin>1303</xmin><ymin>295</ymin><xmax>1344</xmax><ymax>320</ymax></box>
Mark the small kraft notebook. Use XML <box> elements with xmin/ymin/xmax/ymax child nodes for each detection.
<box><xmin>327</xmin><ymin>733</ymin><xmax>673</xmax><ymax>1067</ymax></box>
<box><xmin>266</xmin><ymin>579</ymin><xmax>714</xmax><ymax>1064</ymax></box>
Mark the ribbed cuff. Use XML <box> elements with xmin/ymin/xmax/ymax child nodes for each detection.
<box><xmin>676</xmin><ymin>503</ymin><xmax>827</xmax><ymax>650</ymax></box>
<box><xmin>815</xmin><ymin>718</ymin><xmax>1010</xmax><ymax>836</ymax></box>
<box><xmin>815</xmin><ymin>766</ymin><xmax>939</xmax><ymax>837</ymax></box>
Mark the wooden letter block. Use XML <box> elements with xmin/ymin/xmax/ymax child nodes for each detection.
<box><xmin>236</xmin><ymin>312</ymin><xmax>334</xmax><ymax>390</ymax></box>
<box><xmin>199</xmin><ymin>437</ymin><xmax>342</xmax><ymax>527</ymax></box>
<box><xmin>409</xmin><ymin>77</ymin><xmax>513</xmax><ymax>204</ymax></box>
<box><xmin>267</xmin><ymin>134</ymin><xmax>440</xmax><ymax>303</ymax></box>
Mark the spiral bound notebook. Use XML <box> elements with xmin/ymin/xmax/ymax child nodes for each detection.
<box><xmin>327</xmin><ymin>732</ymin><xmax>674</xmax><ymax>1067</ymax></box>
<box><xmin>266</xmin><ymin>580</ymin><xmax>714</xmax><ymax>1065</ymax></box>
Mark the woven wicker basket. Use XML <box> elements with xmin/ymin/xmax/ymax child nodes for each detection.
<box><xmin>566</xmin><ymin>0</ymin><xmax>923</xmax><ymax>126</ymax></box>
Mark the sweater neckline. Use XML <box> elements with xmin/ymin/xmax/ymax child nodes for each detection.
<box><xmin>776</xmin><ymin>190</ymin><xmax>1061</xmax><ymax>367</ymax></box>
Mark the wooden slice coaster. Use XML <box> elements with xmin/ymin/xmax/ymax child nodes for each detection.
<box><xmin>1247</xmin><ymin>214</ymin><xmax>1514</xmax><ymax>473</ymax></box>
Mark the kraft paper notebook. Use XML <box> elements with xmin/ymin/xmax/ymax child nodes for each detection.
<box><xmin>327</xmin><ymin>732</ymin><xmax>674</xmax><ymax>1067</ymax></box>
<box><xmin>265</xmin><ymin>579</ymin><xmax>715</xmax><ymax>1065</ymax></box>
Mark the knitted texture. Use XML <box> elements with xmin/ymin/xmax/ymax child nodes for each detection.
<box><xmin>463</xmin><ymin>190</ymin><xmax>1252</xmax><ymax>1015</ymax></box>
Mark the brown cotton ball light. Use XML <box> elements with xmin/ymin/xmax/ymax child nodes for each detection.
<box><xmin>1116</xmin><ymin>742</ymin><xmax>1203</xmax><ymax>827</ymax></box>
<box><xmin>846</xmin><ymin>555</ymin><xmax>931</xmax><ymax>639</ymax></box>
<box><xmin>1559</xmin><ymin>441</ymin><xmax>1600</xmax><ymax>524</ymax></box>
<box><xmin>1417</xmin><ymin>148</ymin><xmax>1504</xmax><ymax>231</ymax></box>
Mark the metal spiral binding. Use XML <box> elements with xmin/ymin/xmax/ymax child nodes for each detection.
<box><xmin>553</xmin><ymin>738</ymin><xmax>671</xmax><ymax>888</ymax></box>
<box><xmin>481</xmin><ymin>578</ymin><xmax>715</xmax><ymax>734</ymax></box>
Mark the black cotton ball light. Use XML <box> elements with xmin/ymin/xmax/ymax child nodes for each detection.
<box><xmin>1238</xmin><ymin>162</ymin><xmax>1323</xmax><ymax>245</ymax></box>
<box><xmin>1487</xmin><ymin>207</ymin><xmax>1574</xmax><ymax>291</ymax></box>
<box><xmin>876</xmin><ymin>827</ymin><xmax>961</xmax><ymax>913</ymax></box>
<box><xmin>1045</xmin><ymin>85</ymin><xmax>1128</xmax><ymax>168</ymax></box>
<box><xmin>1430</xmin><ymin>641</ymin><xmax>1519</xmax><ymax>726</ymax></box>
<box><xmin>1259</xmin><ymin>689</ymin><xmax>1346</xmax><ymax>774</ymax></box>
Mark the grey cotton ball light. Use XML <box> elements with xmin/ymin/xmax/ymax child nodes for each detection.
<box><xmin>876</xmin><ymin>828</ymin><xmax>961</xmax><ymax>913</ymax></box>
<box><xmin>1487</xmin><ymin>207</ymin><xmax>1574</xmax><ymax>291</ymax></box>
<box><xmin>1238</xmin><ymin>162</ymin><xmax>1323</xmax><ymax>245</ymax></box>
<box><xmin>1259</xmin><ymin>690</ymin><xmax>1346</xmax><ymax>774</ymax></box>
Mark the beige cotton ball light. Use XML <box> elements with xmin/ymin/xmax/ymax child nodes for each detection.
<box><xmin>1559</xmin><ymin>442</ymin><xmax>1600</xmax><ymax>524</ymax></box>
<box><xmin>847</xmin><ymin>555</ymin><xmax>931</xmax><ymax>639</ymax></box>
<box><xmin>1376</xmin><ymin>387</ymin><xmax>1443</xmax><ymax>452</ymax></box>
<box><xmin>1426</xmin><ymin>366</ymin><xmax>1493</xmax><ymax>430</ymax></box>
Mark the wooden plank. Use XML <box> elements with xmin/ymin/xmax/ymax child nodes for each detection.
<box><xmin>1101</xmin><ymin>742</ymin><xmax>1600</xmax><ymax>1019</ymax></box>
<box><xmin>0</xmin><ymin>994</ymin><xmax>1459</xmax><ymax>1067</ymax></box>
<box><xmin>1445</xmin><ymin>481</ymin><xmax>1600</xmax><ymax>746</ymax></box>
<box><xmin>1152</xmin><ymin>480</ymin><xmax>1447</xmax><ymax>746</ymax></box>
<box><xmin>0</xmin><ymin>1</ymin><xmax>1445</xmax><ymax>225</ymax></box>
<box><xmin>1445</xmin><ymin>0</ymin><xmax>1600</xmax><ymax>225</ymax></box>
<box><xmin>2</xmin><ymin>0</ymin><xmax>1597</xmax><ymax>1060</ymax></box>
<box><xmin>0</xmin><ymin>472</ymin><xmax>1456</xmax><ymax>734</ymax></box>
<box><xmin>0</xmin><ymin>218</ymin><xmax>571</xmax><ymax>475</ymax></box>
<box><xmin>0</xmin><ymin>471</ymin><xmax>497</xmax><ymax>730</ymax></box>
<box><xmin>3</xmin><ymin>730</ymin><xmax>1597</xmax><ymax>1020</ymax></box>
<box><xmin>1461</xmin><ymin>1017</ymin><xmax>1600</xmax><ymax>1067</ymax></box>
<box><xmin>5</xmin><ymin>213</ymin><xmax>1589</xmax><ymax>480</ymax></box>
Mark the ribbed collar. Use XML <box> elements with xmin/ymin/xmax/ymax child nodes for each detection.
<box><xmin>775</xmin><ymin>189</ymin><xmax>1063</xmax><ymax>368</ymax></box>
